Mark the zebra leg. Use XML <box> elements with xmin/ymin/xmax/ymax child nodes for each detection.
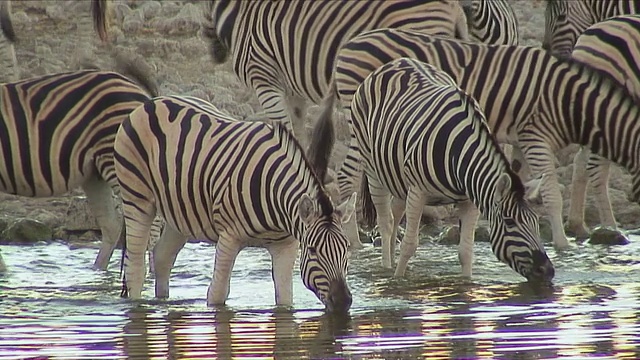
<box><xmin>152</xmin><ymin>223</ymin><xmax>188</xmax><ymax>298</ymax></box>
<box><xmin>207</xmin><ymin>234</ymin><xmax>243</xmax><ymax>306</ymax></box>
<box><xmin>390</xmin><ymin>196</ymin><xmax>406</xmax><ymax>259</ymax></box>
<box><xmin>82</xmin><ymin>176</ymin><xmax>122</xmax><ymax>270</ymax></box>
<box><xmin>521</xmin><ymin>142</ymin><xmax>570</xmax><ymax>250</ymax></box>
<box><xmin>147</xmin><ymin>216</ymin><xmax>165</xmax><ymax>276</ymax></box>
<box><xmin>267</xmin><ymin>238</ymin><xmax>298</xmax><ymax>306</ymax></box>
<box><xmin>587</xmin><ymin>154</ymin><xmax>616</xmax><ymax>229</ymax></box>
<box><xmin>367</xmin><ymin>176</ymin><xmax>395</xmax><ymax>269</ymax></box>
<box><xmin>566</xmin><ymin>146</ymin><xmax>591</xmax><ymax>238</ymax></box>
<box><xmin>457</xmin><ymin>200</ymin><xmax>479</xmax><ymax>277</ymax></box>
<box><xmin>122</xmin><ymin>205</ymin><xmax>155</xmax><ymax>299</ymax></box>
<box><xmin>394</xmin><ymin>188</ymin><xmax>425</xmax><ymax>278</ymax></box>
<box><xmin>338</xmin><ymin>131</ymin><xmax>365</xmax><ymax>247</ymax></box>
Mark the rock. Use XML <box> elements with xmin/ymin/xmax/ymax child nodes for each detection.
<box><xmin>122</xmin><ymin>9</ymin><xmax>145</xmax><ymax>33</ymax></box>
<box><xmin>587</xmin><ymin>227</ymin><xmax>630</xmax><ymax>246</ymax></box>
<box><xmin>539</xmin><ymin>218</ymin><xmax>553</xmax><ymax>244</ymax></box>
<box><xmin>27</xmin><ymin>209</ymin><xmax>63</xmax><ymax>229</ymax></box>
<box><xmin>140</xmin><ymin>1</ymin><xmax>162</xmax><ymax>20</ymax></box>
<box><xmin>12</xmin><ymin>11</ymin><xmax>31</xmax><ymax>25</ymax></box>
<box><xmin>474</xmin><ymin>225</ymin><xmax>490</xmax><ymax>243</ymax></box>
<box><xmin>45</xmin><ymin>5</ymin><xmax>68</xmax><ymax>21</ymax></box>
<box><xmin>1</xmin><ymin>218</ymin><xmax>53</xmax><ymax>244</ymax></box>
<box><xmin>65</xmin><ymin>196</ymin><xmax>100</xmax><ymax>231</ymax></box>
<box><xmin>437</xmin><ymin>224</ymin><xmax>490</xmax><ymax>245</ymax></box>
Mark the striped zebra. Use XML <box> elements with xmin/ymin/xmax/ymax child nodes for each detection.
<box><xmin>543</xmin><ymin>0</ymin><xmax>640</xmax><ymax>58</ymax></box>
<box><xmin>350</xmin><ymin>57</ymin><xmax>554</xmax><ymax>280</ymax></box>
<box><xmin>0</xmin><ymin>67</ymin><xmax>157</xmax><ymax>272</ymax></box>
<box><xmin>114</xmin><ymin>95</ymin><xmax>357</xmax><ymax>311</ymax></box>
<box><xmin>329</xmin><ymin>28</ymin><xmax>640</xmax><ymax>251</ymax></box>
<box><xmin>565</xmin><ymin>14</ymin><xmax>640</xmax><ymax>238</ymax></box>
<box><xmin>461</xmin><ymin>0</ymin><xmax>519</xmax><ymax>45</ymax></box>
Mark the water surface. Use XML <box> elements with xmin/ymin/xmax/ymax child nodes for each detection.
<box><xmin>1</xmin><ymin>236</ymin><xmax>640</xmax><ymax>359</ymax></box>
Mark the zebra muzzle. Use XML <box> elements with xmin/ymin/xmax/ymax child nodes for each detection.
<box><xmin>325</xmin><ymin>279</ymin><xmax>352</xmax><ymax>313</ymax></box>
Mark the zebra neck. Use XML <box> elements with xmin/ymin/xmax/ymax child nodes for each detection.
<box><xmin>461</xmin><ymin>147</ymin><xmax>513</xmax><ymax>218</ymax></box>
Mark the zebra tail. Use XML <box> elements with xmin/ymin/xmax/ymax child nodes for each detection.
<box><xmin>91</xmin><ymin>0</ymin><xmax>109</xmax><ymax>43</ymax></box>
<box><xmin>118</xmin><ymin>220</ymin><xmax>129</xmax><ymax>298</ymax></box>
<box><xmin>306</xmin><ymin>85</ymin><xmax>337</xmax><ymax>184</ymax></box>
<box><xmin>0</xmin><ymin>1</ymin><xmax>16</xmax><ymax>43</ymax></box>
<box><xmin>113</xmin><ymin>51</ymin><xmax>159</xmax><ymax>98</ymax></box>
<box><xmin>360</xmin><ymin>175</ymin><xmax>377</xmax><ymax>228</ymax></box>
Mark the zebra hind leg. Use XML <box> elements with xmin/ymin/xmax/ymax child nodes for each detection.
<box><xmin>121</xmin><ymin>204</ymin><xmax>155</xmax><ymax>300</ymax></box>
<box><xmin>457</xmin><ymin>200</ymin><xmax>479</xmax><ymax>278</ymax></box>
<box><xmin>566</xmin><ymin>147</ymin><xmax>592</xmax><ymax>239</ymax></box>
<box><xmin>266</xmin><ymin>238</ymin><xmax>298</xmax><ymax>306</ymax></box>
<box><xmin>147</xmin><ymin>216</ymin><xmax>166</xmax><ymax>276</ymax></box>
<box><xmin>207</xmin><ymin>234</ymin><xmax>243</xmax><ymax>306</ymax></box>
<box><xmin>586</xmin><ymin>154</ymin><xmax>616</xmax><ymax>229</ymax></box>
<box><xmin>82</xmin><ymin>176</ymin><xmax>122</xmax><ymax>270</ymax></box>
<box><xmin>394</xmin><ymin>188</ymin><xmax>425</xmax><ymax>278</ymax></box>
<box><xmin>390</xmin><ymin>196</ymin><xmax>406</xmax><ymax>261</ymax></box>
<box><xmin>152</xmin><ymin>222</ymin><xmax>188</xmax><ymax>298</ymax></box>
<box><xmin>362</xmin><ymin>175</ymin><xmax>395</xmax><ymax>269</ymax></box>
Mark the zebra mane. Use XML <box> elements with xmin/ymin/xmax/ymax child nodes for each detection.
<box><xmin>271</xmin><ymin>122</ymin><xmax>334</xmax><ymax>217</ymax></box>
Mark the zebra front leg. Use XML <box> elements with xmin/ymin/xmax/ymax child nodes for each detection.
<box><xmin>587</xmin><ymin>154</ymin><xmax>616</xmax><ymax>229</ymax></box>
<box><xmin>122</xmin><ymin>209</ymin><xmax>155</xmax><ymax>299</ymax></box>
<box><xmin>82</xmin><ymin>176</ymin><xmax>122</xmax><ymax>270</ymax></box>
<box><xmin>390</xmin><ymin>196</ymin><xmax>406</xmax><ymax>260</ymax></box>
<box><xmin>567</xmin><ymin>147</ymin><xmax>591</xmax><ymax>238</ymax></box>
<box><xmin>457</xmin><ymin>200</ymin><xmax>479</xmax><ymax>277</ymax></box>
<box><xmin>522</xmin><ymin>142</ymin><xmax>570</xmax><ymax>250</ymax></box>
<box><xmin>152</xmin><ymin>223</ymin><xmax>188</xmax><ymax>298</ymax></box>
<box><xmin>367</xmin><ymin>177</ymin><xmax>395</xmax><ymax>269</ymax></box>
<box><xmin>267</xmin><ymin>238</ymin><xmax>299</xmax><ymax>306</ymax></box>
<box><xmin>207</xmin><ymin>234</ymin><xmax>243</xmax><ymax>306</ymax></box>
<box><xmin>394</xmin><ymin>188</ymin><xmax>425</xmax><ymax>278</ymax></box>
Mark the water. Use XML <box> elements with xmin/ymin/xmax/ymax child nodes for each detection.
<box><xmin>1</xmin><ymin>236</ymin><xmax>640</xmax><ymax>359</ymax></box>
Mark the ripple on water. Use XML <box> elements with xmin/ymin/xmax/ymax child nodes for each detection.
<box><xmin>1</xmin><ymin>236</ymin><xmax>640</xmax><ymax>358</ymax></box>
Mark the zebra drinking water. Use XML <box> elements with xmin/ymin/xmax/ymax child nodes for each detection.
<box><xmin>329</xmin><ymin>28</ymin><xmax>640</xmax><ymax>251</ymax></box>
<box><xmin>114</xmin><ymin>95</ymin><xmax>357</xmax><ymax>311</ymax></box>
<box><xmin>346</xmin><ymin>57</ymin><xmax>554</xmax><ymax>281</ymax></box>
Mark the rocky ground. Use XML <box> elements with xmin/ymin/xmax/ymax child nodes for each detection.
<box><xmin>0</xmin><ymin>0</ymin><xmax>638</xmax><ymax>248</ymax></box>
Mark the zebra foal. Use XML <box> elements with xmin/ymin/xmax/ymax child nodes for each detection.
<box><xmin>349</xmin><ymin>57</ymin><xmax>554</xmax><ymax>280</ymax></box>
<box><xmin>0</xmin><ymin>69</ymin><xmax>156</xmax><ymax>271</ymax></box>
<box><xmin>565</xmin><ymin>14</ymin><xmax>640</xmax><ymax>237</ymax></box>
<box><xmin>114</xmin><ymin>95</ymin><xmax>357</xmax><ymax>311</ymax></box>
<box><xmin>330</xmin><ymin>28</ymin><xmax>640</xmax><ymax>251</ymax></box>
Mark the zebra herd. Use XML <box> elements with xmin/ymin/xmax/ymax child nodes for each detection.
<box><xmin>0</xmin><ymin>0</ymin><xmax>639</xmax><ymax>311</ymax></box>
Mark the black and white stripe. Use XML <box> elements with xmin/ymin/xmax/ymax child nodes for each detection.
<box><xmin>543</xmin><ymin>0</ymin><xmax>640</xmax><ymax>58</ymax></box>
<box><xmin>462</xmin><ymin>0</ymin><xmax>519</xmax><ymax>45</ymax></box>
<box><xmin>349</xmin><ymin>57</ymin><xmax>553</xmax><ymax>281</ymax></box>
<box><xmin>0</xmin><ymin>68</ymin><xmax>156</xmax><ymax>271</ymax></box>
<box><xmin>114</xmin><ymin>95</ymin><xmax>357</xmax><ymax>311</ymax></box>
<box><xmin>328</xmin><ymin>28</ymin><xmax>640</xmax><ymax>251</ymax></box>
<box><xmin>564</xmin><ymin>14</ymin><xmax>640</xmax><ymax>238</ymax></box>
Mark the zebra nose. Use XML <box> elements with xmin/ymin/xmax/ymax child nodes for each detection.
<box><xmin>529</xmin><ymin>250</ymin><xmax>555</xmax><ymax>282</ymax></box>
<box><xmin>326</xmin><ymin>279</ymin><xmax>352</xmax><ymax>313</ymax></box>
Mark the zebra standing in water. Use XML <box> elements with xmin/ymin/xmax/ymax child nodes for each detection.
<box><xmin>349</xmin><ymin>57</ymin><xmax>554</xmax><ymax>280</ymax></box>
<box><xmin>0</xmin><ymin>68</ymin><xmax>157</xmax><ymax>272</ymax></box>
<box><xmin>329</xmin><ymin>28</ymin><xmax>640</xmax><ymax>251</ymax></box>
<box><xmin>461</xmin><ymin>0</ymin><xmax>519</xmax><ymax>45</ymax></box>
<box><xmin>564</xmin><ymin>14</ymin><xmax>640</xmax><ymax>238</ymax></box>
<box><xmin>114</xmin><ymin>95</ymin><xmax>357</xmax><ymax>311</ymax></box>
<box><xmin>543</xmin><ymin>0</ymin><xmax>640</xmax><ymax>58</ymax></box>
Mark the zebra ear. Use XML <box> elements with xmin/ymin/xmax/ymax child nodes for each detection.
<box><xmin>299</xmin><ymin>194</ymin><xmax>318</xmax><ymax>225</ymax></box>
<box><xmin>336</xmin><ymin>192</ymin><xmax>357</xmax><ymax>223</ymax></box>
<box><xmin>495</xmin><ymin>173</ymin><xmax>512</xmax><ymax>203</ymax></box>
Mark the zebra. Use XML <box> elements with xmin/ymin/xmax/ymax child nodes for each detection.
<box><xmin>349</xmin><ymin>57</ymin><xmax>554</xmax><ymax>280</ymax></box>
<box><xmin>0</xmin><ymin>67</ymin><xmax>157</xmax><ymax>272</ymax></box>
<box><xmin>328</xmin><ymin>28</ymin><xmax>640</xmax><ymax>251</ymax></box>
<box><xmin>564</xmin><ymin>14</ymin><xmax>640</xmax><ymax>238</ymax></box>
<box><xmin>114</xmin><ymin>95</ymin><xmax>357</xmax><ymax>311</ymax></box>
<box><xmin>461</xmin><ymin>0</ymin><xmax>519</xmax><ymax>45</ymax></box>
<box><xmin>543</xmin><ymin>0</ymin><xmax>640</xmax><ymax>58</ymax></box>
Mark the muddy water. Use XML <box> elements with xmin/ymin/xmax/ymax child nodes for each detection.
<box><xmin>1</xmin><ymin>236</ymin><xmax>639</xmax><ymax>359</ymax></box>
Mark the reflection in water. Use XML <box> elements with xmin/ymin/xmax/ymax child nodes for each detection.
<box><xmin>1</xmin><ymin>239</ymin><xmax>640</xmax><ymax>358</ymax></box>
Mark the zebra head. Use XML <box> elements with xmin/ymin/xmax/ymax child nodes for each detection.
<box><xmin>489</xmin><ymin>173</ymin><xmax>555</xmax><ymax>283</ymax></box>
<box><xmin>298</xmin><ymin>192</ymin><xmax>357</xmax><ymax>313</ymax></box>
<box><xmin>543</xmin><ymin>0</ymin><xmax>595</xmax><ymax>58</ymax></box>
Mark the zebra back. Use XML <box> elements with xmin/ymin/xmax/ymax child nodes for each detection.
<box><xmin>571</xmin><ymin>14</ymin><xmax>640</xmax><ymax>99</ymax></box>
<box><xmin>543</xmin><ymin>0</ymin><xmax>640</xmax><ymax>58</ymax></box>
